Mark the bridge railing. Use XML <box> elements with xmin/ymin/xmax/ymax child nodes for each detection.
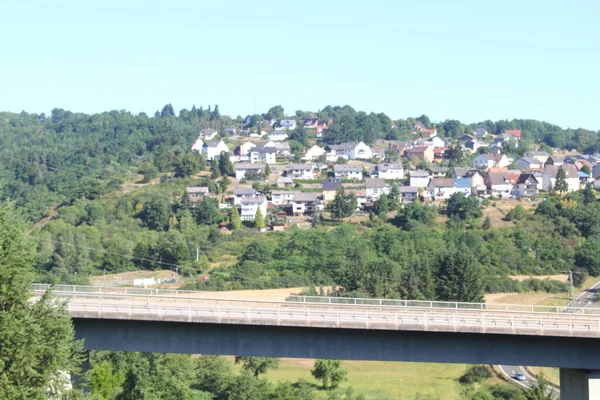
<box><xmin>31</xmin><ymin>283</ymin><xmax>600</xmax><ymax>316</ymax></box>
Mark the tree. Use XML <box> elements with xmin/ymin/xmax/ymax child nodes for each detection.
<box><xmin>175</xmin><ymin>152</ymin><xmax>202</xmax><ymax>177</ymax></box>
<box><xmin>142</xmin><ymin>197</ymin><xmax>171</xmax><ymax>231</ymax></box>
<box><xmin>329</xmin><ymin>187</ymin><xmax>352</xmax><ymax>221</ymax></box>
<box><xmin>374</xmin><ymin>193</ymin><xmax>389</xmax><ymax>217</ymax></box>
<box><xmin>583</xmin><ymin>183</ymin><xmax>595</xmax><ymax>205</ymax></box>
<box><xmin>446</xmin><ymin>193</ymin><xmax>482</xmax><ymax>221</ymax></box>
<box><xmin>289</xmin><ymin>125</ymin><xmax>308</xmax><ymax>147</ymax></box>
<box><xmin>234</xmin><ymin>356</ymin><xmax>279</xmax><ymax>379</ymax></box>
<box><xmin>218</xmin><ymin>152</ymin><xmax>234</xmax><ymax>177</ymax></box>
<box><xmin>389</xmin><ymin>184</ymin><xmax>400</xmax><ymax>210</ymax></box>
<box><xmin>196</xmin><ymin>197</ymin><xmax>222</xmax><ymax>225</ymax></box>
<box><xmin>0</xmin><ymin>203</ymin><xmax>83</xmax><ymax>399</ymax></box>
<box><xmin>524</xmin><ymin>373</ymin><xmax>555</xmax><ymax>400</ymax></box>
<box><xmin>436</xmin><ymin>247</ymin><xmax>484</xmax><ymax>302</ymax></box>
<box><xmin>311</xmin><ymin>359</ymin><xmax>347</xmax><ymax>390</ymax></box>
<box><xmin>575</xmin><ymin>235</ymin><xmax>600</xmax><ymax>276</ymax></box>
<box><xmin>254</xmin><ymin>208</ymin><xmax>265</xmax><ymax>229</ymax></box>
<box><xmin>482</xmin><ymin>216</ymin><xmax>492</xmax><ymax>230</ymax></box>
<box><xmin>554</xmin><ymin>167</ymin><xmax>569</xmax><ymax>195</ymax></box>
<box><xmin>265</xmin><ymin>163</ymin><xmax>272</xmax><ymax>176</ymax></box>
<box><xmin>229</xmin><ymin>206</ymin><xmax>241</xmax><ymax>230</ymax></box>
<box><xmin>89</xmin><ymin>360</ymin><xmax>125</xmax><ymax>399</ymax></box>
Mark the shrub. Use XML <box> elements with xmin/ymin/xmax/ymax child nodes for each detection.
<box><xmin>459</xmin><ymin>365</ymin><xmax>492</xmax><ymax>384</ymax></box>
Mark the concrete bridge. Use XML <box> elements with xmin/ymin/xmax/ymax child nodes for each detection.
<box><xmin>33</xmin><ymin>284</ymin><xmax>600</xmax><ymax>399</ymax></box>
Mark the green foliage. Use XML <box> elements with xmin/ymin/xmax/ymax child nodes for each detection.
<box><xmin>229</xmin><ymin>206</ymin><xmax>241</xmax><ymax>230</ymax></box>
<box><xmin>196</xmin><ymin>197</ymin><xmax>222</xmax><ymax>225</ymax></box>
<box><xmin>175</xmin><ymin>152</ymin><xmax>204</xmax><ymax>178</ymax></box>
<box><xmin>374</xmin><ymin>193</ymin><xmax>390</xmax><ymax>217</ymax></box>
<box><xmin>436</xmin><ymin>247</ymin><xmax>483</xmax><ymax>302</ymax></box>
<box><xmin>446</xmin><ymin>193</ymin><xmax>482</xmax><ymax>221</ymax></box>
<box><xmin>311</xmin><ymin>359</ymin><xmax>347</xmax><ymax>390</ymax></box>
<box><xmin>459</xmin><ymin>365</ymin><xmax>492</xmax><ymax>384</ymax></box>
<box><xmin>254</xmin><ymin>208</ymin><xmax>265</xmax><ymax>229</ymax></box>
<box><xmin>575</xmin><ymin>235</ymin><xmax>600</xmax><ymax>276</ymax></box>
<box><xmin>89</xmin><ymin>360</ymin><xmax>125</xmax><ymax>399</ymax></box>
<box><xmin>329</xmin><ymin>187</ymin><xmax>354</xmax><ymax>221</ymax></box>
<box><xmin>554</xmin><ymin>167</ymin><xmax>568</xmax><ymax>195</ymax></box>
<box><xmin>234</xmin><ymin>356</ymin><xmax>279</xmax><ymax>379</ymax></box>
<box><xmin>142</xmin><ymin>197</ymin><xmax>172</xmax><ymax>231</ymax></box>
<box><xmin>218</xmin><ymin>152</ymin><xmax>234</xmax><ymax>177</ymax></box>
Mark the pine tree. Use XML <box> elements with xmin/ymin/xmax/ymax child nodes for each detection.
<box><xmin>254</xmin><ymin>208</ymin><xmax>265</xmax><ymax>229</ymax></box>
<box><xmin>555</xmin><ymin>166</ymin><xmax>569</xmax><ymax>195</ymax></box>
<box><xmin>329</xmin><ymin>187</ymin><xmax>347</xmax><ymax>221</ymax></box>
<box><xmin>583</xmin><ymin>183</ymin><xmax>595</xmax><ymax>205</ymax></box>
<box><xmin>180</xmin><ymin>190</ymin><xmax>192</xmax><ymax>211</ymax></box>
<box><xmin>230</xmin><ymin>206</ymin><xmax>242</xmax><ymax>230</ymax></box>
<box><xmin>374</xmin><ymin>193</ymin><xmax>390</xmax><ymax>217</ymax></box>
<box><xmin>389</xmin><ymin>184</ymin><xmax>400</xmax><ymax>210</ymax></box>
<box><xmin>265</xmin><ymin>163</ymin><xmax>272</xmax><ymax>176</ymax></box>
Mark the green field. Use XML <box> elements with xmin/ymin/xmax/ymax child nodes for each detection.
<box><xmin>265</xmin><ymin>359</ymin><xmax>477</xmax><ymax>399</ymax></box>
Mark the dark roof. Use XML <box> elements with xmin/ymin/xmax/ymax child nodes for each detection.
<box><xmin>322</xmin><ymin>179</ymin><xmax>343</xmax><ymax>191</ymax></box>
<box><xmin>289</xmin><ymin>164</ymin><xmax>312</xmax><ymax>171</ymax></box>
<box><xmin>516</xmin><ymin>173</ymin><xmax>538</xmax><ymax>184</ymax></box>
<box><xmin>365</xmin><ymin>178</ymin><xmax>386</xmax><ymax>189</ymax></box>
<box><xmin>251</xmin><ymin>146</ymin><xmax>276</xmax><ymax>154</ymax></box>
<box><xmin>429</xmin><ymin>178</ymin><xmax>455</xmax><ymax>188</ymax></box>
<box><xmin>488</xmin><ymin>172</ymin><xmax>512</xmax><ymax>186</ymax></box>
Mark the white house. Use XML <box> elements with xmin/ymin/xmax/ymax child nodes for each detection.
<box><xmin>267</xmin><ymin>142</ymin><xmax>291</xmax><ymax>156</ymax></box>
<box><xmin>326</xmin><ymin>142</ymin><xmax>373</xmax><ymax>160</ymax></box>
<box><xmin>472</xmin><ymin>154</ymin><xmax>510</xmax><ymax>169</ymax></box>
<box><xmin>199</xmin><ymin>128</ymin><xmax>218</xmax><ymax>140</ymax></box>
<box><xmin>202</xmin><ymin>140</ymin><xmax>229</xmax><ymax>161</ymax></box>
<box><xmin>423</xmin><ymin>136</ymin><xmax>447</xmax><ymax>149</ymax></box>
<box><xmin>365</xmin><ymin>178</ymin><xmax>389</xmax><ymax>201</ymax></box>
<box><xmin>234</xmin><ymin>163</ymin><xmax>262</xmax><ymax>180</ymax></box>
<box><xmin>514</xmin><ymin>157</ymin><xmax>542</xmax><ymax>171</ymax></box>
<box><xmin>286</xmin><ymin>164</ymin><xmax>315</xmax><ymax>180</ymax></box>
<box><xmin>237</xmin><ymin>141</ymin><xmax>256</xmax><ymax>156</ymax></box>
<box><xmin>275</xmin><ymin>120</ymin><xmax>297</xmax><ymax>131</ymax></box>
<box><xmin>268</xmin><ymin>131</ymin><xmax>288</xmax><ymax>141</ymax></box>
<box><xmin>428</xmin><ymin>178</ymin><xmax>458</xmax><ymax>201</ymax></box>
<box><xmin>291</xmin><ymin>193</ymin><xmax>318</xmax><ymax>215</ymax></box>
<box><xmin>191</xmin><ymin>137</ymin><xmax>204</xmax><ymax>152</ymax></box>
<box><xmin>486</xmin><ymin>172</ymin><xmax>513</xmax><ymax>197</ymax></box>
<box><xmin>333</xmin><ymin>164</ymin><xmax>363</xmax><ymax>180</ymax></box>
<box><xmin>409</xmin><ymin>170</ymin><xmax>430</xmax><ymax>188</ymax></box>
<box><xmin>270</xmin><ymin>190</ymin><xmax>299</xmax><ymax>206</ymax></box>
<box><xmin>515</xmin><ymin>174</ymin><xmax>539</xmax><ymax>197</ymax></box>
<box><xmin>233</xmin><ymin>187</ymin><xmax>257</xmax><ymax>205</ymax></box>
<box><xmin>249</xmin><ymin>146</ymin><xmax>276</xmax><ymax>164</ymax></box>
<box><xmin>240</xmin><ymin>196</ymin><xmax>267</xmax><ymax>221</ymax></box>
<box><xmin>377</xmin><ymin>163</ymin><xmax>404</xmax><ymax>180</ymax></box>
<box><xmin>542</xmin><ymin>165</ymin><xmax>579</xmax><ymax>192</ymax></box>
<box><xmin>303</xmin><ymin>145</ymin><xmax>326</xmax><ymax>161</ymax></box>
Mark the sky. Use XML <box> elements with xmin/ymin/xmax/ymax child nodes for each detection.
<box><xmin>1</xmin><ymin>0</ymin><xmax>599</xmax><ymax>129</ymax></box>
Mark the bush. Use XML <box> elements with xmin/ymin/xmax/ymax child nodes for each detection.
<box><xmin>459</xmin><ymin>365</ymin><xmax>492</xmax><ymax>384</ymax></box>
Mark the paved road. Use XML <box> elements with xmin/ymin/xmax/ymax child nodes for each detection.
<box><xmin>498</xmin><ymin>280</ymin><xmax>600</xmax><ymax>394</ymax></box>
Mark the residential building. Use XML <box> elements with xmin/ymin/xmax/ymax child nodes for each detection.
<box><xmin>429</xmin><ymin>167</ymin><xmax>449</xmax><ymax>177</ymax></box>
<box><xmin>428</xmin><ymin>178</ymin><xmax>457</xmax><ymax>201</ymax></box>
<box><xmin>515</xmin><ymin>174</ymin><xmax>539</xmax><ymax>197</ymax></box>
<box><xmin>514</xmin><ymin>157</ymin><xmax>543</xmax><ymax>171</ymax></box>
<box><xmin>542</xmin><ymin>165</ymin><xmax>579</xmax><ymax>192</ymax></box>
<box><xmin>237</xmin><ymin>141</ymin><xmax>256</xmax><ymax>156</ymax></box>
<box><xmin>291</xmin><ymin>193</ymin><xmax>317</xmax><ymax>215</ymax></box>
<box><xmin>233</xmin><ymin>188</ymin><xmax>258</xmax><ymax>205</ymax></box>
<box><xmin>249</xmin><ymin>146</ymin><xmax>276</xmax><ymax>164</ymax></box>
<box><xmin>286</xmin><ymin>164</ymin><xmax>315</xmax><ymax>180</ymax></box>
<box><xmin>398</xmin><ymin>186</ymin><xmax>420</xmax><ymax>203</ymax></box>
<box><xmin>473</xmin><ymin>154</ymin><xmax>510</xmax><ymax>169</ymax></box>
<box><xmin>276</xmin><ymin>176</ymin><xmax>293</xmax><ymax>188</ymax></box>
<box><xmin>267</xmin><ymin>141</ymin><xmax>291</xmax><ymax>156</ymax></box>
<box><xmin>459</xmin><ymin>134</ymin><xmax>476</xmax><ymax>143</ymax></box>
<box><xmin>486</xmin><ymin>172</ymin><xmax>513</xmax><ymax>197</ymax></box>
<box><xmin>420</xmin><ymin>128</ymin><xmax>438</xmax><ymax>138</ymax></box>
<box><xmin>345</xmin><ymin>189</ymin><xmax>367</xmax><ymax>209</ymax></box>
<box><xmin>523</xmin><ymin>151</ymin><xmax>551</xmax><ymax>164</ymax></box>
<box><xmin>234</xmin><ymin>163</ymin><xmax>262</xmax><ymax>180</ymax></box>
<box><xmin>240</xmin><ymin>196</ymin><xmax>267</xmax><ymax>221</ymax></box>
<box><xmin>185</xmin><ymin>186</ymin><xmax>210</xmax><ymax>201</ymax></box>
<box><xmin>423</xmin><ymin>136</ymin><xmax>446</xmax><ymax>148</ymax></box>
<box><xmin>413</xmin><ymin>122</ymin><xmax>428</xmax><ymax>132</ymax></box>
<box><xmin>270</xmin><ymin>191</ymin><xmax>299</xmax><ymax>206</ymax></box>
<box><xmin>303</xmin><ymin>145</ymin><xmax>326</xmax><ymax>161</ymax></box>
<box><xmin>316</xmin><ymin>120</ymin><xmax>329</xmax><ymax>134</ymax></box>
<box><xmin>202</xmin><ymin>140</ymin><xmax>229</xmax><ymax>161</ymax></box>
<box><xmin>494</xmin><ymin>134</ymin><xmax>519</xmax><ymax>147</ymax></box>
<box><xmin>224</xmin><ymin>128</ymin><xmax>237</xmax><ymax>135</ymax></box>
<box><xmin>275</xmin><ymin>119</ymin><xmax>297</xmax><ymax>131</ymax></box>
<box><xmin>322</xmin><ymin>179</ymin><xmax>343</xmax><ymax>202</ymax></box>
<box><xmin>303</xmin><ymin>118</ymin><xmax>318</xmax><ymax>129</ymax></box>
<box><xmin>191</xmin><ymin>137</ymin><xmax>204</xmax><ymax>152</ymax></box>
<box><xmin>405</xmin><ymin>146</ymin><xmax>434</xmax><ymax>163</ymax></box>
<box><xmin>268</xmin><ymin>131</ymin><xmax>288</xmax><ymax>141</ymax></box>
<box><xmin>545</xmin><ymin>155</ymin><xmax>564</xmax><ymax>166</ymax></box>
<box><xmin>333</xmin><ymin>164</ymin><xmax>363</xmax><ymax>180</ymax></box>
<box><xmin>326</xmin><ymin>142</ymin><xmax>373</xmax><ymax>160</ymax></box>
<box><xmin>451</xmin><ymin>167</ymin><xmax>471</xmax><ymax>179</ymax></box>
<box><xmin>453</xmin><ymin>178</ymin><xmax>473</xmax><ymax>196</ymax></box>
<box><xmin>377</xmin><ymin>163</ymin><xmax>404</xmax><ymax>180</ymax></box>
<box><xmin>463</xmin><ymin>170</ymin><xmax>486</xmax><ymax>194</ymax></box>
<box><xmin>365</xmin><ymin>178</ymin><xmax>389</xmax><ymax>201</ymax></box>
<box><xmin>199</xmin><ymin>128</ymin><xmax>218</xmax><ymax>140</ymax></box>
<box><xmin>473</xmin><ymin>126</ymin><xmax>489</xmax><ymax>138</ymax></box>
<box><xmin>409</xmin><ymin>170</ymin><xmax>430</xmax><ymax>187</ymax></box>
<box><xmin>504</xmin><ymin>130</ymin><xmax>522</xmax><ymax>139</ymax></box>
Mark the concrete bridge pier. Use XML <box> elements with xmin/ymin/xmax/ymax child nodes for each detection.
<box><xmin>560</xmin><ymin>369</ymin><xmax>600</xmax><ymax>400</ymax></box>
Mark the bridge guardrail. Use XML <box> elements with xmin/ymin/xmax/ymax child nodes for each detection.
<box><xmin>32</xmin><ymin>283</ymin><xmax>600</xmax><ymax>316</ymax></box>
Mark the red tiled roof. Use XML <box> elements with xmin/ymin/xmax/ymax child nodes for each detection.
<box><xmin>504</xmin><ymin>129</ymin><xmax>522</xmax><ymax>138</ymax></box>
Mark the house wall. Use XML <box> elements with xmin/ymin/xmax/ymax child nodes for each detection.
<box><xmin>410</xmin><ymin>177</ymin><xmax>430</xmax><ymax>187</ymax></box>
<box><xmin>334</xmin><ymin>171</ymin><xmax>363</xmax><ymax>180</ymax></box>
<box><xmin>379</xmin><ymin>169</ymin><xmax>404</xmax><ymax>179</ymax></box>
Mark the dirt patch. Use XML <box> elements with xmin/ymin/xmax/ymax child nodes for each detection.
<box><xmin>27</xmin><ymin>202</ymin><xmax>60</xmax><ymax>234</ymax></box>
<box><xmin>510</xmin><ymin>274</ymin><xmax>569</xmax><ymax>283</ymax></box>
<box><xmin>482</xmin><ymin>206</ymin><xmax>511</xmax><ymax>228</ymax></box>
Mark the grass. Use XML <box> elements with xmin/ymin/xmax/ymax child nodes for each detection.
<box><xmin>529</xmin><ymin>367</ymin><xmax>560</xmax><ymax>387</ymax></box>
<box><xmin>265</xmin><ymin>359</ymin><xmax>489</xmax><ymax>400</ymax></box>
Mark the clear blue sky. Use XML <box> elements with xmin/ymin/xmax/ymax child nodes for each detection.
<box><xmin>2</xmin><ymin>0</ymin><xmax>599</xmax><ymax>129</ymax></box>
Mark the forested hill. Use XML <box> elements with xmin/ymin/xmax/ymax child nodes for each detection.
<box><xmin>1</xmin><ymin>104</ymin><xmax>598</xmax><ymax>221</ymax></box>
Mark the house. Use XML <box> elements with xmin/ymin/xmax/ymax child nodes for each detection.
<box><xmin>429</xmin><ymin>167</ymin><xmax>449</xmax><ymax>177</ymax></box>
<box><xmin>249</xmin><ymin>146</ymin><xmax>276</xmax><ymax>164</ymax></box>
<box><xmin>303</xmin><ymin>118</ymin><xmax>319</xmax><ymax>129</ymax></box>
<box><xmin>545</xmin><ymin>155</ymin><xmax>564</xmax><ymax>166</ymax></box>
<box><xmin>267</xmin><ymin>142</ymin><xmax>291</xmax><ymax>156</ymax></box>
<box><xmin>345</xmin><ymin>189</ymin><xmax>367</xmax><ymax>209</ymax></box>
<box><xmin>322</xmin><ymin>179</ymin><xmax>343</xmax><ymax>202</ymax></box>
<box><xmin>472</xmin><ymin>154</ymin><xmax>510</xmax><ymax>169</ymax></box>
<box><xmin>578</xmin><ymin>171</ymin><xmax>591</xmax><ymax>185</ymax></box>
<box><xmin>453</xmin><ymin>178</ymin><xmax>473</xmax><ymax>196</ymax></box>
<box><xmin>199</xmin><ymin>128</ymin><xmax>218</xmax><ymax>140</ymax></box>
<box><xmin>202</xmin><ymin>140</ymin><xmax>230</xmax><ymax>161</ymax></box>
<box><xmin>276</xmin><ymin>176</ymin><xmax>294</xmax><ymax>188</ymax></box>
<box><xmin>494</xmin><ymin>134</ymin><xmax>519</xmax><ymax>147</ymax></box>
<box><xmin>514</xmin><ymin>157</ymin><xmax>543</xmax><ymax>171</ymax></box>
<box><xmin>371</xmin><ymin>146</ymin><xmax>386</xmax><ymax>161</ymax></box>
<box><xmin>286</xmin><ymin>164</ymin><xmax>315</xmax><ymax>180</ymax></box>
<box><xmin>234</xmin><ymin>163</ymin><xmax>262</xmax><ymax>180</ymax></box>
<box><xmin>333</xmin><ymin>164</ymin><xmax>363</xmax><ymax>180</ymax></box>
<box><xmin>459</xmin><ymin>134</ymin><xmax>476</xmax><ymax>143</ymax></box>
<box><xmin>463</xmin><ymin>170</ymin><xmax>486</xmax><ymax>194</ymax></box>
<box><xmin>398</xmin><ymin>186</ymin><xmax>420</xmax><ymax>203</ymax></box>
<box><xmin>291</xmin><ymin>193</ymin><xmax>318</xmax><ymax>215</ymax></box>
<box><xmin>515</xmin><ymin>174</ymin><xmax>539</xmax><ymax>197</ymax></box>
<box><xmin>542</xmin><ymin>165</ymin><xmax>579</xmax><ymax>192</ymax></box>
<box><xmin>464</xmin><ymin>140</ymin><xmax>485</xmax><ymax>153</ymax></box>
<box><xmin>473</xmin><ymin>126</ymin><xmax>489</xmax><ymax>138</ymax></box>
<box><xmin>185</xmin><ymin>186</ymin><xmax>210</xmax><ymax>201</ymax></box>
<box><xmin>303</xmin><ymin>145</ymin><xmax>326</xmax><ymax>161</ymax></box>
<box><xmin>486</xmin><ymin>172</ymin><xmax>513</xmax><ymax>197</ymax></box>
<box><xmin>413</xmin><ymin>122</ymin><xmax>428</xmax><ymax>132</ymax></box>
<box><xmin>270</xmin><ymin>190</ymin><xmax>299</xmax><ymax>206</ymax></box>
<box><xmin>451</xmin><ymin>167</ymin><xmax>471</xmax><ymax>179</ymax></box>
<box><xmin>504</xmin><ymin>130</ymin><xmax>522</xmax><ymax>139</ymax></box>
<box><xmin>409</xmin><ymin>170</ymin><xmax>430</xmax><ymax>187</ymax></box>
<box><xmin>428</xmin><ymin>178</ymin><xmax>457</xmax><ymax>201</ymax></box>
<box><xmin>224</xmin><ymin>128</ymin><xmax>237</xmax><ymax>135</ymax></box>
<box><xmin>377</xmin><ymin>163</ymin><xmax>404</xmax><ymax>180</ymax></box>
<box><xmin>275</xmin><ymin>119</ymin><xmax>297</xmax><ymax>131</ymax></box>
<box><xmin>268</xmin><ymin>131</ymin><xmax>288</xmax><ymax>141</ymax></box>
<box><xmin>523</xmin><ymin>151</ymin><xmax>551</xmax><ymax>164</ymax></box>
<box><xmin>233</xmin><ymin>188</ymin><xmax>258</xmax><ymax>205</ymax></box>
<box><xmin>237</xmin><ymin>141</ymin><xmax>257</xmax><ymax>156</ymax></box>
<box><xmin>240</xmin><ymin>196</ymin><xmax>267</xmax><ymax>221</ymax></box>
<box><xmin>326</xmin><ymin>142</ymin><xmax>373</xmax><ymax>160</ymax></box>
<box><xmin>316</xmin><ymin>120</ymin><xmax>329</xmax><ymax>134</ymax></box>
<box><xmin>365</xmin><ymin>178</ymin><xmax>389</xmax><ymax>201</ymax></box>
<box><xmin>191</xmin><ymin>137</ymin><xmax>204</xmax><ymax>152</ymax></box>
<box><xmin>405</xmin><ymin>146</ymin><xmax>434</xmax><ymax>163</ymax></box>
<box><xmin>423</xmin><ymin>136</ymin><xmax>446</xmax><ymax>148</ymax></box>
<box><xmin>421</xmin><ymin>129</ymin><xmax>438</xmax><ymax>138</ymax></box>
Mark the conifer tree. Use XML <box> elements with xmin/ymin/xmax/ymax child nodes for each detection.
<box><xmin>254</xmin><ymin>208</ymin><xmax>265</xmax><ymax>229</ymax></box>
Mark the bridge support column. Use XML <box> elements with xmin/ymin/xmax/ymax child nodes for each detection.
<box><xmin>560</xmin><ymin>368</ymin><xmax>600</xmax><ymax>400</ymax></box>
